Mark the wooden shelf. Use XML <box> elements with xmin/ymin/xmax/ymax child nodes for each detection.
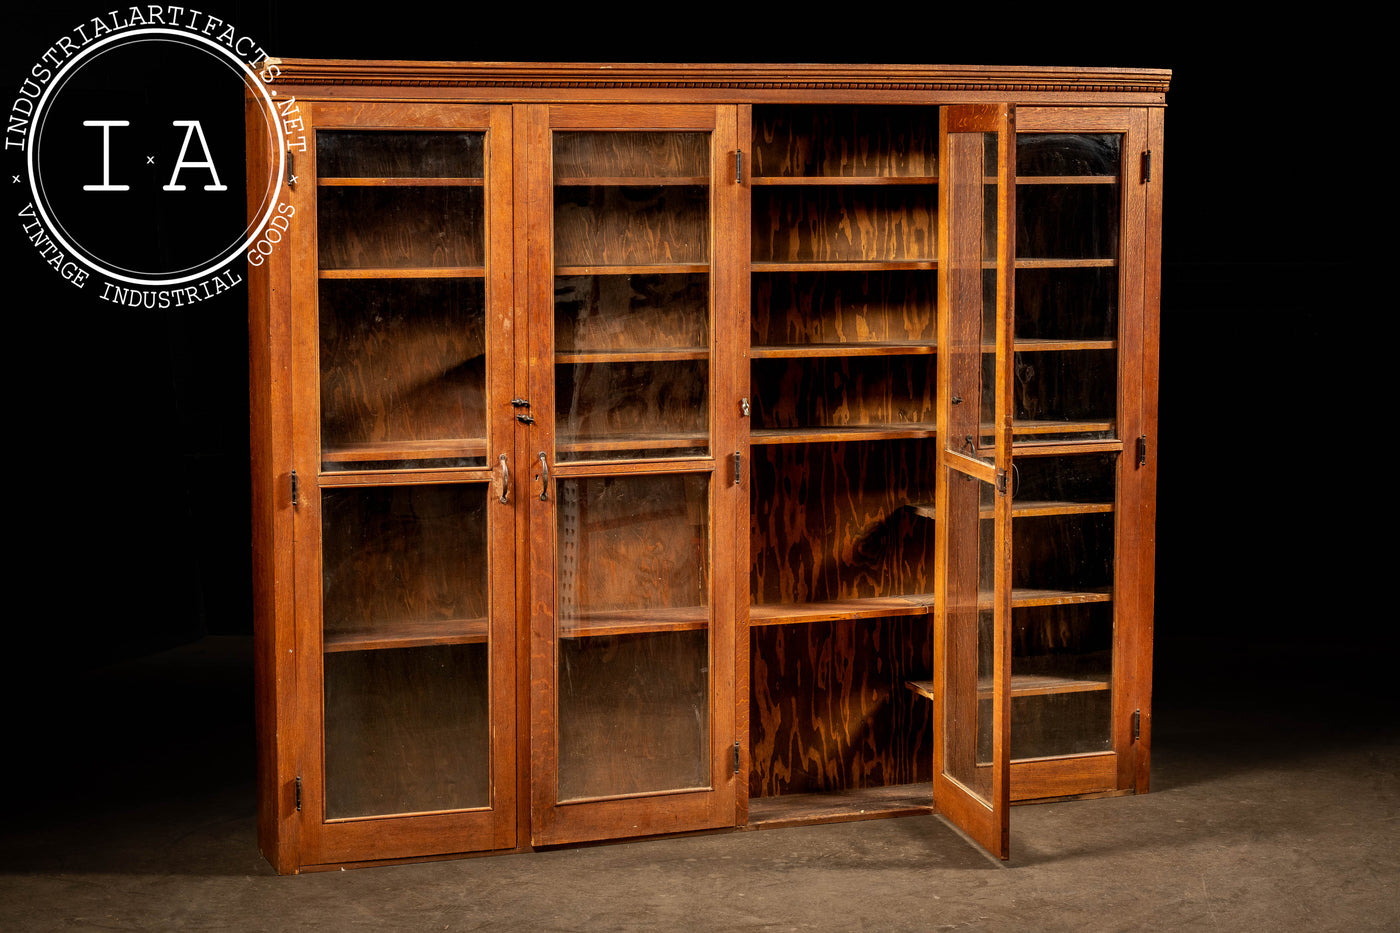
<box><xmin>751</xmin><ymin>260</ymin><xmax>937</xmax><ymax>273</ymax></box>
<box><xmin>556</xmin><ymin>176</ymin><xmax>708</xmax><ymax>186</ymax></box>
<box><xmin>750</xmin><ymin>341</ymin><xmax>935</xmax><ymax>359</ymax></box>
<box><xmin>1013</xmin><ymin>258</ymin><xmax>1116</xmax><ymax>269</ymax></box>
<box><xmin>555</xmin><ymin>263</ymin><xmax>709</xmax><ymax>276</ymax></box>
<box><xmin>324</xmin><ymin>617</ymin><xmax>488</xmax><ymax>653</ymax></box>
<box><xmin>1007</xmin><ymin>588</ymin><xmax>1113</xmax><ymax>608</ymax></box>
<box><xmin>906</xmin><ymin>671</ymin><xmax>1109</xmax><ymax>702</ymax></box>
<box><xmin>556</xmin><ymin>432</ymin><xmax>709</xmax><ymax>454</ymax></box>
<box><xmin>747</xmin><ymin>782</ymin><xmax>934</xmax><ymax>829</ymax></box>
<box><xmin>557</xmin><ymin>348</ymin><xmax>708</xmax><ymax>364</ymax></box>
<box><xmin>322</xmin><ymin>437</ymin><xmax>487</xmax><ymax>462</ymax></box>
<box><xmin>1016</xmin><ymin>175</ymin><xmax>1117</xmax><ymax>185</ymax></box>
<box><xmin>749</xmin><ymin>594</ymin><xmax>935</xmax><ymax>626</ymax></box>
<box><xmin>751</xmin><ymin>175</ymin><xmax>938</xmax><ymax>186</ymax></box>
<box><xmin>322</xmin><ymin>438</ymin><xmax>487</xmax><ymax>463</ymax></box>
<box><xmin>319</xmin><ymin>177</ymin><xmax>484</xmax><ymax>187</ymax></box>
<box><xmin>750</xmin><ymin>425</ymin><xmax>936</xmax><ymax>445</ymax></box>
<box><xmin>904</xmin><ymin>499</ymin><xmax>1113</xmax><ymax>521</ymax></box>
<box><xmin>994</xmin><ymin>419</ymin><xmax>1116</xmax><ymax>437</ymax></box>
<box><xmin>988</xmin><ymin>337</ymin><xmax>1116</xmax><ymax>353</ymax></box>
<box><xmin>319</xmin><ymin>267</ymin><xmax>486</xmax><ymax>279</ymax></box>
<box><xmin>560</xmin><ymin>605</ymin><xmax>709</xmax><ymax>638</ymax></box>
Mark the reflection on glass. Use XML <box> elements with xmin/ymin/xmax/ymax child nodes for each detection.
<box><xmin>943</xmin><ymin>466</ymin><xmax>995</xmax><ymax>801</ymax></box>
<box><xmin>320</xmin><ymin>483</ymin><xmax>490</xmax><ymax>817</ymax></box>
<box><xmin>555</xmin><ymin>473</ymin><xmax>711</xmax><ymax>801</ymax></box>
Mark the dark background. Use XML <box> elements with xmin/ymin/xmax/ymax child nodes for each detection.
<box><xmin>8</xmin><ymin>6</ymin><xmax>1377</xmax><ymax>767</ymax></box>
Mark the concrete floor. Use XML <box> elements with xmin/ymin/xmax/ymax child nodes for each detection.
<box><xmin>2</xmin><ymin>635</ymin><xmax>1396</xmax><ymax>932</ymax></box>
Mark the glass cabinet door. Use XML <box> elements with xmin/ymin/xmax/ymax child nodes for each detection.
<box><xmin>292</xmin><ymin>102</ymin><xmax>517</xmax><ymax>865</ymax></box>
<box><xmin>1005</xmin><ymin>108</ymin><xmax>1153</xmax><ymax>800</ymax></box>
<box><xmin>528</xmin><ymin>105</ymin><xmax>741</xmax><ymax>845</ymax></box>
<box><xmin>934</xmin><ymin>104</ymin><xmax>1015</xmax><ymax>859</ymax></box>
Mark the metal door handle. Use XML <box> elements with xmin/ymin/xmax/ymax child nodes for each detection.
<box><xmin>537</xmin><ymin>451</ymin><xmax>550</xmax><ymax>501</ymax></box>
<box><xmin>496</xmin><ymin>454</ymin><xmax>510</xmax><ymax>504</ymax></box>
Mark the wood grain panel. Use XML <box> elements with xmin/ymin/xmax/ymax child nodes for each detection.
<box><xmin>752</xmin><ymin>106</ymin><xmax>938</xmax><ymax>178</ymax></box>
<box><xmin>753</xmin><ymin>188</ymin><xmax>936</xmax><ymax>263</ymax></box>
<box><xmin>752</xmin><ymin>271</ymin><xmax>935</xmax><ymax>347</ymax></box>
<box><xmin>317</xmin><ymin>131</ymin><xmax>485</xmax><ymax>178</ymax></box>
<box><xmin>556</xmin><ymin>273</ymin><xmax>708</xmax><ymax>352</ymax></box>
<box><xmin>751</xmin><ymin>356</ymin><xmax>935</xmax><ymax>431</ymax></box>
<box><xmin>750</xmin><ymin>440</ymin><xmax>938</xmax><ymax>605</ymax></box>
<box><xmin>554</xmin><ymin>186</ymin><xmax>709</xmax><ymax>266</ymax></box>
<box><xmin>749</xmin><ymin>618</ymin><xmax>933</xmax><ymax>797</ymax></box>
<box><xmin>319</xmin><ymin>280</ymin><xmax>486</xmax><ymax>454</ymax></box>
<box><xmin>318</xmin><ymin>187</ymin><xmax>484</xmax><ymax>270</ymax></box>
<box><xmin>554</xmin><ymin>131</ymin><xmax>708</xmax><ymax>179</ymax></box>
<box><xmin>320</xmin><ymin>484</ymin><xmax>488</xmax><ymax>640</ymax></box>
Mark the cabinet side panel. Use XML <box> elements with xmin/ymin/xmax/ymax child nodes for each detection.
<box><xmin>247</xmin><ymin>94</ymin><xmax>298</xmax><ymax>873</ymax></box>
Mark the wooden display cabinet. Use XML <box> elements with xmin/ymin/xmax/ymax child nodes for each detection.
<box><xmin>248</xmin><ymin>63</ymin><xmax>1167</xmax><ymax>872</ymax></box>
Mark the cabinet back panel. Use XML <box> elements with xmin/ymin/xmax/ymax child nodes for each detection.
<box><xmin>318</xmin><ymin>188</ymin><xmax>485</xmax><ymax>270</ymax></box>
<box><xmin>556</xmin><ymin>273</ymin><xmax>709</xmax><ymax>351</ymax></box>
<box><xmin>751</xmin><ymin>440</ymin><xmax>937</xmax><ymax>604</ymax></box>
<box><xmin>752</xmin><ymin>271</ymin><xmax>935</xmax><ymax>346</ymax></box>
<box><xmin>319</xmin><ymin>280</ymin><xmax>486</xmax><ymax>451</ymax></box>
<box><xmin>751</xmin><ymin>357</ymin><xmax>935</xmax><ymax>430</ymax></box>
<box><xmin>749</xmin><ymin>618</ymin><xmax>932</xmax><ymax>797</ymax></box>
<box><xmin>753</xmin><ymin>188</ymin><xmax>937</xmax><ymax>263</ymax></box>
<box><xmin>752</xmin><ymin>106</ymin><xmax>939</xmax><ymax>179</ymax></box>
<box><xmin>554</xmin><ymin>186</ymin><xmax>709</xmax><ymax>266</ymax></box>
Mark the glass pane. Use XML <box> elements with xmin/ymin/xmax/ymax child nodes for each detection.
<box><xmin>1009</xmin><ymin>453</ymin><xmax>1115</xmax><ymax>758</ymax></box>
<box><xmin>320</xmin><ymin>482</ymin><xmax>490</xmax><ymax>818</ymax></box>
<box><xmin>944</xmin><ymin>128</ymin><xmax>997</xmax><ymax>461</ymax></box>
<box><xmin>553</xmin><ymin>132</ymin><xmax>711</xmax><ymax>462</ymax></box>
<box><xmin>943</xmin><ymin>466</ymin><xmax>996</xmax><ymax>800</ymax></box>
<box><xmin>556</xmin><ymin>473</ymin><xmax>711</xmax><ymax>801</ymax></box>
<box><xmin>751</xmin><ymin>106</ymin><xmax>939</xmax><ymax>179</ymax></box>
<box><xmin>316</xmin><ymin>131</ymin><xmax>489</xmax><ymax>470</ymax></box>
<box><xmin>1014</xmin><ymin>133</ymin><xmax>1122</xmax><ymax>443</ymax></box>
<box><xmin>319</xmin><ymin>280</ymin><xmax>487</xmax><ymax>471</ymax></box>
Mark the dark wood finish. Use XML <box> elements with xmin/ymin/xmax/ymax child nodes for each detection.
<box><xmin>249</xmin><ymin>63</ymin><xmax>1166</xmax><ymax>873</ymax></box>
<box><xmin>749</xmin><ymin>618</ymin><xmax>933</xmax><ymax>798</ymax></box>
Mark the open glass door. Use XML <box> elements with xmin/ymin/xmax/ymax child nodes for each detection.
<box><xmin>934</xmin><ymin>104</ymin><xmax>1015</xmax><ymax>859</ymax></box>
<box><xmin>527</xmin><ymin>104</ymin><xmax>741</xmax><ymax>846</ymax></box>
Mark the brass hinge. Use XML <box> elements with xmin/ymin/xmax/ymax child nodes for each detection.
<box><xmin>295</xmin><ymin>775</ymin><xmax>302</xmax><ymax>811</ymax></box>
<box><xmin>1132</xmin><ymin>709</ymin><xmax>1142</xmax><ymax>742</ymax></box>
<box><xmin>1141</xmin><ymin>150</ymin><xmax>1152</xmax><ymax>183</ymax></box>
<box><xmin>1137</xmin><ymin>434</ymin><xmax>1148</xmax><ymax>467</ymax></box>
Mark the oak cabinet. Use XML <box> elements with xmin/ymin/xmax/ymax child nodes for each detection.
<box><xmin>248</xmin><ymin>63</ymin><xmax>1167</xmax><ymax>872</ymax></box>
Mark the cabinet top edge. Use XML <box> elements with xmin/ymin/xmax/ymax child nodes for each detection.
<box><xmin>261</xmin><ymin>60</ymin><xmax>1172</xmax><ymax>95</ymax></box>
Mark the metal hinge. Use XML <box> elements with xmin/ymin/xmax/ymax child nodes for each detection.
<box><xmin>295</xmin><ymin>776</ymin><xmax>302</xmax><ymax>811</ymax></box>
<box><xmin>290</xmin><ymin>470</ymin><xmax>298</xmax><ymax>507</ymax></box>
<box><xmin>1137</xmin><ymin>434</ymin><xmax>1148</xmax><ymax>467</ymax></box>
<box><xmin>1132</xmin><ymin>709</ymin><xmax>1142</xmax><ymax>742</ymax></box>
<box><xmin>510</xmin><ymin>398</ymin><xmax>530</xmax><ymax>408</ymax></box>
<box><xmin>740</xmin><ymin>397</ymin><xmax>750</xmax><ymax>418</ymax></box>
<box><xmin>734</xmin><ymin>451</ymin><xmax>743</xmax><ymax>485</ymax></box>
<box><xmin>733</xmin><ymin>741</ymin><xmax>741</xmax><ymax>774</ymax></box>
<box><xmin>287</xmin><ymin>151</ymin><xmax>296</xmax><ymax>189</ymax></box>
<box><xmin>996</xmin><ymin>468</ymin><xmax>1008</xmax><ymax>495</ymax></box>
<box><xmin>735</xmin><ymin>149</ymin><xmax>743</xmax><ymax>185</ymax></box>
<box><xmin>1141</xmin><ymin>150</ymin><xmax>1151</xmax><ymax>183</ymax></box>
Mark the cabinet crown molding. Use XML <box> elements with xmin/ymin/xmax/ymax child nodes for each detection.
<box><xmin>263</xmin><ymin>60</ymin><xmax>1171</xmax><ymax>97</ymax></box>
